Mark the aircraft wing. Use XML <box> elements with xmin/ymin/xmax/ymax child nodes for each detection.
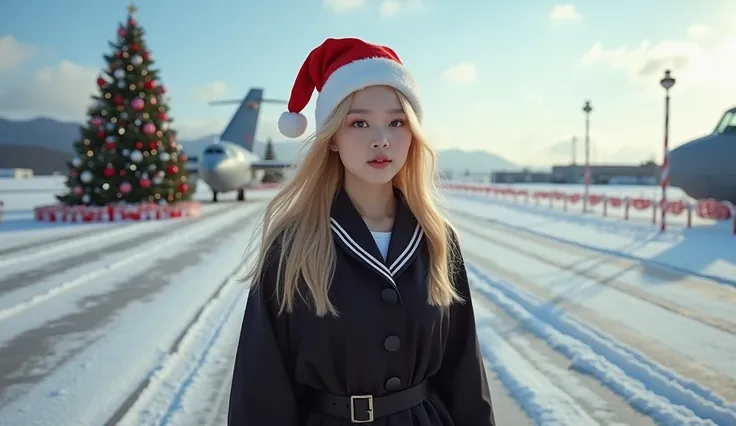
<box><xmin>250</xmin><ymin>160</ymin><xmax>293</xmax><ymax>170</ymax></box>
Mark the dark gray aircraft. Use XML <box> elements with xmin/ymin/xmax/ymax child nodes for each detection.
<box><xmin>668</xmin><ymin>106</ymin><xmax>736</xmax><ymax>202</ymax></box>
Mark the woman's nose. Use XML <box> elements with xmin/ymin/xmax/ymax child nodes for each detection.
<box><xmin>371</xmin><ymin>131</ymin><xmax>390</xmax><ymax>148</ymax></box>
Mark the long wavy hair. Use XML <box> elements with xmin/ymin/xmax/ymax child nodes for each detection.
<box><xmin>243</xmin><ymin>87</ymin><xmax>462</xmax><ymax>317</ymax></box>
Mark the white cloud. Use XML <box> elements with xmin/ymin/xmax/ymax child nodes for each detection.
<box><xmin>0</xmin><ymin>61</ymin><xmax>98</xmax><ymax>121</ymax></box>
<box><xmin>193</xmin><ymin>81</ymin><xmax>229</xmax><ymax>101</ymax></box>
<box><xmin>578</xmin><ymin>36</ymin><xmax>736</xmax><ymax>92</ymax></box>
<box><xmin>379</xmin><ymin>0</ymin><xmax>401</xmax><ymax>17</ymax></box>
<box><xmin>441</xmin><ymin>62</ymin><xmax>476</xmax><ymax>84</ymax></box>
<box><xmin>0</xmin><ymin>35</ymin><xmax>36</xmax><ymax>72</ymax></box>
<box><xmin>378</xmin><ymin>0</ymin><xmax>422</xmax><ymax>18</ymax></box>
<box><xmin>687</xmin><ymin>24</ymin><xmax>712</xmax><ymax>40</ymax></box>
<box><xmin>549</xmin><ymin>4</ymin><xmax>582</xmax><ymax>22</ymax></box>
<box><xmin>323</xmin><ymin>0</ymin><xmax>365</xmax><ymax>14</ymax></box>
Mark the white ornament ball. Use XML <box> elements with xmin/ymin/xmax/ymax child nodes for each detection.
<box><xmin>131</xmin><ymin>55</ymin><xmax>143</xmax><ymax>66</ymax></box>
<box><xmin>82</xmin><ymin>194</ymin><xmax>91</xmax><ymax>204</ymax></box>
<box><xmin>160</xmin><ymin>152</ymin><xmax>171</xmax><ymax>162</ymax></box>
<box><xmin>72</xmin><ymin>157</ymin><xmax>82</xmax><ymax>168</ymax></box>
<box><xmin>129</xmin><ymin>150</ymin><xmax>143</xmax><ymax>162</ymax></box>
<box><xmin>114</xmin><ymin>69</ymin><xmax>125</xmax><ymax>79</ymax></box>
<box><xmin>80</xmin><ymin>170</ymin><xmax>93</xmax><ymax>183</ymax></box>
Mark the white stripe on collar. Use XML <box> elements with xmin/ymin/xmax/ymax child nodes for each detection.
<box><xmin>389</xmin><ymin>224</ymin><xmax>423</xmax><ymax>275</ymax></box>
<box><xmin>329</xmin><ymin>218</ymin><xmax>423</xmax><ymax>287</ymax></box>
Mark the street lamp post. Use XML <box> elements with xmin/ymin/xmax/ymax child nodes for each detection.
<box><xmin>582</xmin><ymin>101</ymin><xmax>593</xmax><ymax>213</ymax></box>
<box><xmin>572</xmin><ymin>136</ymin><xmax>577</xmax><ymax>165</ymax></box>
<box><xmin>659</xmin><ymin>70</ymin><xmax>676</xmax><ymax>232</ymax></box>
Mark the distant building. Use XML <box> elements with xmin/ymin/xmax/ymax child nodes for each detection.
<box><xmin>551</xmin><ymin>162</ymin><xmax>660</xmax><ymax>184</ymax></box>
<box><xmin>491</xmin><ymin>169</ymin><xmax>553</xmax><ymax>183</ymax></box>
<box><xmin>0</xmin><ymin>168</ymin><xmax>34</xmax><ymax>179</ymax></box>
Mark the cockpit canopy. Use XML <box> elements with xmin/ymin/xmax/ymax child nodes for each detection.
<box><xmin>203</xmin><ymin>144</ymin><xmax>235</xmax><ymax>157</ymax></box>
<box><xmin>713</xmin><ymin>107</ymin><xmax>736</xmax><ymax>135</ymax></box>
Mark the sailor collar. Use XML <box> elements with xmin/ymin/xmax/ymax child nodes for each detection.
<box><xmin>329</xmin><ymin>186</ymin><xmax>424</xmax><ymax>288</ymax></box>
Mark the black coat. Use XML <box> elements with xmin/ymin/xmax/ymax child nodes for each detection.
<box><xmin>228</xmin><ymin>187</ymin><xmax>496</xmax><ymax>425</ymax></box>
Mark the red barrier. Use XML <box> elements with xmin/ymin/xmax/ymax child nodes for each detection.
<box><xmin>443</xmin><ymin>183</ymin><xmax>735</xmax><ymax>235</ymax></box>
<box><xmin>33</xmin><ymin>201</ymin><xmax>202</xmax><ymax>223</ymax></box>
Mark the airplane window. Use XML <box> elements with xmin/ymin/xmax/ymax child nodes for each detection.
<box><xmin>204</xmin><ymin>146</ymin><xmax>224</xmax><ymax>154</ymax></box>
<box><xmin>713</xmin><ymin>110</ymin><xmax>736</xmax><ymax>135</ymax></box>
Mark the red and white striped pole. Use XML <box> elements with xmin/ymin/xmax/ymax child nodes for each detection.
<box><xmin>660</xmin><ymin>70</ymin><xmax>675</xmax><ymax>232</ymax></box>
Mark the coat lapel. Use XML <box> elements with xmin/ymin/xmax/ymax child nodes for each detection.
<box><xmin>329</xmin><ymin>186</ymin><xmax>424</xmax><ymax>288</ymax></box>
<box><xmin>384</xmin><ymin>189</ymin><xmax>424</xmax><ymax>278</ymax></box>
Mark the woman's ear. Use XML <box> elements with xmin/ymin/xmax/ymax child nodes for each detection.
<box><xmin>329</xmin><ymin>143</ymin><xmax>338</xmax><ymax>152</ymax></box>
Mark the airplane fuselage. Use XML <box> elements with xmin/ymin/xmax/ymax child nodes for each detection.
<box><xmin>198</xmin><ymin>140</ymin><xmax>265</xmax><ymax>195</ymax></box>
<box><xmin>669</xmin><ymin>106</ymin><xmax>736</xmax><ymax>202</ymax></box>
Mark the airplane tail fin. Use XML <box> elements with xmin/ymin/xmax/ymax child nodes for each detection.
<box><xmin>214</xmin><ymin>88</ymin><xmax>263</xmax><ymax>152</ymax></box>
<box><xmin>208</xmin><ymin>88</ymin><xmax>289</xmax><ymax>154</ymax></box>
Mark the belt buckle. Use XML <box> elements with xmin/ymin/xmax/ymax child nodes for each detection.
<box><xmin>349</xmin><ymin>394</ymin><xmax>374</xmax><ymax>423</ymax></box>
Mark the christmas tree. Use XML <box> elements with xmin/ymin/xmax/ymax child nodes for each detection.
<box><xmin>57</xmin><ymin>2</ymin><xmax>192</xmax><ymax>207</ymax></box>
<box><xmin>261</xmin><ymin>138</ymin><xmax>284</xmax><ymax>183</ymax></box>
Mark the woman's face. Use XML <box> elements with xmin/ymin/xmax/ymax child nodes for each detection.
<box><xmin>331</xmin><ymin>85</ymin><xmax>413</xmax><ymax>186</ymax></box>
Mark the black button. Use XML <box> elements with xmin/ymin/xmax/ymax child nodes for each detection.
<box><xmin>384</xmin><ymin>335</ymin><xmax>401</xmax><ymax>352</ymax></box>
<box><xmin>381</xmin><ymin>288</ymin><xmax>398</xmax><ymax>304</ymax></box>
<box><xmin>385</xmin><ymin>376</ymin><xmax>402</xmax><ymax>391</ymax></box>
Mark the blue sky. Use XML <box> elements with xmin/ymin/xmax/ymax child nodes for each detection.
<box><xmin>1</xmin><ymin>0</ymin><xmax>735</xmax><ymax>166</ymax></box>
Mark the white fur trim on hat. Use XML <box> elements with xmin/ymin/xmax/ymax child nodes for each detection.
<box><xmin>278</xmin><ymin>111</ymin><xmax>308</xmax><ymax>138</ymax></box>
<box><xmin>315</xmin><ymin>57</ymin><xmax>422</xmax><ymax>131</ymax></box>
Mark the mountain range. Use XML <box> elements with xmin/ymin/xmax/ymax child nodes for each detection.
<box><xmin>0</xmin><ymin>117</ymin><xmax>519</xmax><ymax>176</ymax></box>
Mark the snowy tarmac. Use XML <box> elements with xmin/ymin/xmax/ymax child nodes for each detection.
<box><xmin>0</xmin><ymin>178</ymin><xmax>734</xmax><ymax>425</ymax></box>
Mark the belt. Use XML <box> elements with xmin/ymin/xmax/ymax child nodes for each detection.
<box><xmin>314</xmin><ymin>381</ymin><xmax>429</xmax><ymax>423</ymax></box>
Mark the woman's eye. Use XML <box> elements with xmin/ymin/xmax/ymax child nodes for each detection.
<box><xmin>390</xmin><ymin>119</ymin><xmax>404</xmax><ymax>127</ymax></box>
<box><xmin>351</xmin><ymin>120</ymin><xmax>368</xmax><ymax>128</ymax></box>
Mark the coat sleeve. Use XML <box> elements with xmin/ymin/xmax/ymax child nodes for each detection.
<box><xmin>432</xmin><ymin>227</ymin><xmax>496</xmax><ymax>426</ymax></box>
<box><xmin>228</xmin><ymin>248</ymin><xmax>301</xmax><ymax>425</ymax></box>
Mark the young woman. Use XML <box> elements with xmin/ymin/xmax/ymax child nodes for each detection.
<box><xmin>228</xmin><ymin>37</ymin><xmax>495</xmax><ymax>425</ymax></box>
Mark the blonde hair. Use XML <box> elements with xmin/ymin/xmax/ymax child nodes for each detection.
<box><xmin>244</xmin><ymin>87</ymin><xmax>462</xmax><ymax>317</ymax></box>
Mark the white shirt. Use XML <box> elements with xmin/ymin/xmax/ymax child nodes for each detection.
<box><xmin>370</xmin><ymin>231</ymin><xmax>392</xmax><ymax>260</ymax></box>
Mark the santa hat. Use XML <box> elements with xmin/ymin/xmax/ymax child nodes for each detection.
<box><xmin>277</xmin><ymin>37</ymin><xmax>423</xmax><ymax>138</ymax></box>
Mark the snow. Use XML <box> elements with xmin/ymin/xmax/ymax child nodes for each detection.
<box><xmin>0</xmin><ymin>176</ymin><xmax>734</xmax><ymax>426</ymax></box>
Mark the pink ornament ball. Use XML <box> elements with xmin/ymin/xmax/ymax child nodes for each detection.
<box><xmin>142</xmin><ymin>122</ymin><xmax>156</xmax><ymax>135</ymax></box>
<box><xmin>131</xmin><ymin>98</ymin><xmax>144</xmax><ymax>110</ymax></box>
<box><xmin>73</xmin><ymin>185</ymin><xmax>83</xmax><ymax>195</ymax></box>
<box><xmin>120</xmin><ymin>182</ymin><xmax>132</xmax><ymax>194</ymax></box>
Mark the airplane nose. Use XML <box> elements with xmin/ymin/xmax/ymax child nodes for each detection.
<box><xmin>200</xmin><ymin>156</ymin><xmax>224</xmax><ymax>174</ymax></box>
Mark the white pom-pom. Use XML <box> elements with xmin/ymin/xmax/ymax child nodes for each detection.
<box><xmin>278</xmin><ymin>111</ymin><xmax>307</xmax><ymax>138</ymax></box>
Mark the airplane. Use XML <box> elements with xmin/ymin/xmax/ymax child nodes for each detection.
<box><xmin>668</xmin><ymin>105</ymin><xmax>736</xmax><ymax>203</ymax></box>
<box><xmin>195</xmin><ymin>88</ymin><xmax>294</xmax><ymax>202</ymax></box>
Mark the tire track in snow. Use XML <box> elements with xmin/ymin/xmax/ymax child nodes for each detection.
<box><xmin>105</xmin><ymin>245</ymin><xmax>257</xmax><ymax>425</ymax></box>
<box><xmin>0</xmin><ymin>222</ymin><xmax>137</xmax><ymax>258</ymax></box>
<box><xmin>0</xmin><ymin>205</ymin><xmax>264</xmax><ymax>408</ymax></box>
<box><xmin>471</xmin><ymin>286</ymin><xmax>657</xmax><ymax>426</ymax></box>
<box><xmin>466</xmin><ymin>262</ymin><xmax>736</xmax><ymax>426</ymax></box>
<box><xmin>451</xmin><ymin>211</ymin><xmax>736</xmax><ymax>336</ymax></box>
<box><xmin>0</xmin><ymin>204</ymin><xmax>239</xmax><ymax>294</ymax></box>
